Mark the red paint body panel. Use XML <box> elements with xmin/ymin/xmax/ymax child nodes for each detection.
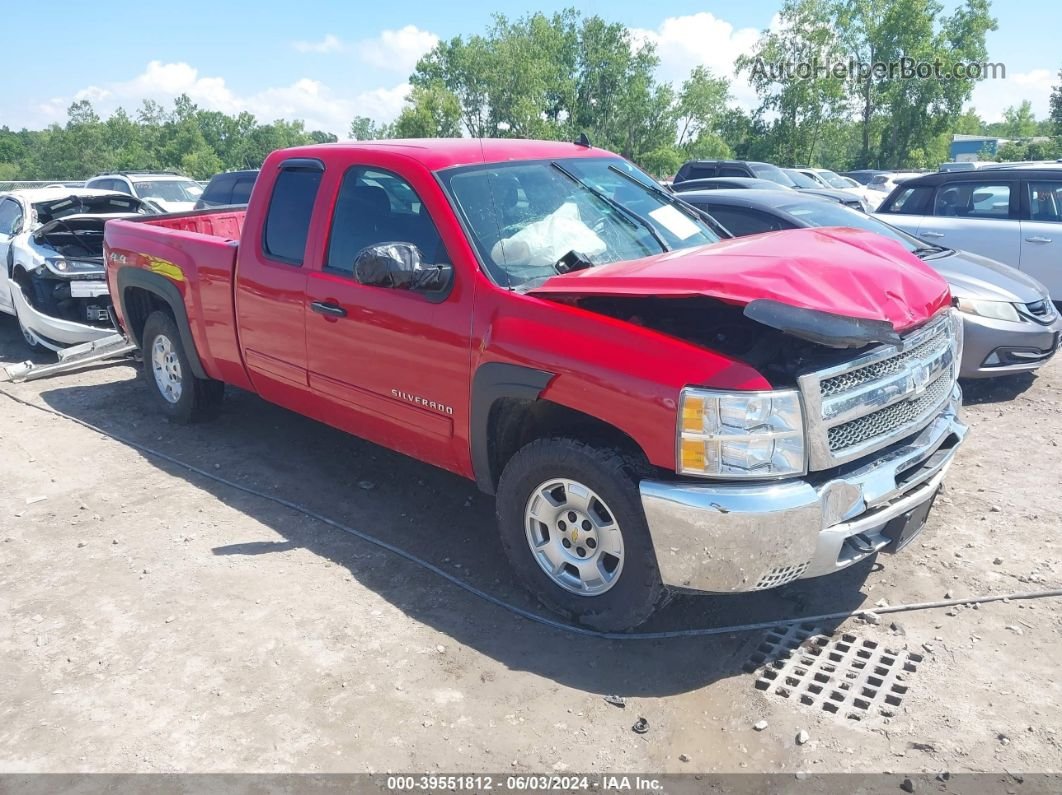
<box><xmin>105</xmin><ymin>210</ymin><xmax>252</xmax><ymax>390</ymax></box>
<box><xmin>104</xmin><ymin>140</ymin><xmax>952</xmax><ymax>482</ymax></box>
<box><xmin>529</xmin><ymin>227</ymin><xmax>951</xmax><ymax>333</ymax></box>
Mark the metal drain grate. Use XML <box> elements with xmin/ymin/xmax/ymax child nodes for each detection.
<box><xmin>743</xmin><ymin>624</ymin><xmax>923</xmax><ymax>720</ymax></box>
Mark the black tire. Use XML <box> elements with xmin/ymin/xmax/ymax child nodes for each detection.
<box><xmin>496</xmin><ymin>438</ymin><xmax>665</xmax><ymax>632</ymax></box>
<box><xmin>140</xmin><ymin>310</ymin><xmax>224</xmax><ymax>423</ymax></box>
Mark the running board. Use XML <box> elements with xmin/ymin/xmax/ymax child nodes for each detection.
<box><xmin>2</xmin><ymin>334</ymin><xmax>136</xmax><ymax>383</ymax></box>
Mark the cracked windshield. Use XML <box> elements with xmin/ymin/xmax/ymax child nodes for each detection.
<box><xmin>441</xmin><ymin>157</ymin><xmax>720</xmax><ymax>288</ymax></box>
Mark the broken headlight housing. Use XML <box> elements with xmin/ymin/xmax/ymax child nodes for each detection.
<box><xmin>678</xmin><ymin>388</ymin><xmax>806</xmax><ymax>479</ymax></box>
<box><xmin>41</xmin><ymin>257</ymin><xmax>105</xmax><ymax>277</ymax></box>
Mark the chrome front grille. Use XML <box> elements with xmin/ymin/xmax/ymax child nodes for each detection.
<box><xmin>798</xmin><ymin>312</ymin><xmax>961</xmax><ymax>470</ymax></box>
<box><xmin>827</xmin><ymin>371</ymin><xmax>952</xmax><ymax>453</ymax></box>
<box><xmin>819</xmin><ymin>332</ymin><xmax>950</xmax><ymax>397</ymax></box>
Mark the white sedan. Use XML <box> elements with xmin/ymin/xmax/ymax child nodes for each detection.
<box><xmin>0</xmin><ymin>187</ymin><xmax>153</xmax><ymax>350</ymax></box>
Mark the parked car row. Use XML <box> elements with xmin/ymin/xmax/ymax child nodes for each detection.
<box><xmin>672</xmin><ymin>159</ymin><xmax>870</xmax><ymax>211</ymax></box>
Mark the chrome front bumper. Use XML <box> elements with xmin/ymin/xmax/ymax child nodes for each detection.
<box><xmin>640</xmin><ymin>387</ymin><xmax>967</xmax><ymax>593</ymax></box>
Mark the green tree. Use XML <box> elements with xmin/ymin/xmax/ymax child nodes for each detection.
<box><xmin>738</xmin><ymin>0</ymin><xmax>851</xmax><ymax>166</ymax></box>
<box><xmin>1001</xmin><ymin>100</ymin><xmax>1037</xmax><ymax>139</ymax></box>
<box><xmin>349</xmin><ymin>116</ymin><xmax>391</xmax><ymax>140</ymax></box>
<box><xmin>1051</xmin><ymin>67</ymin><xmax>1062</xmax><ymax>136</ymax></box>
<box><xmin>676</xmin><ymin>66</ymin><xmax>731</xmax><ymax>151</ymax></box>
<box><xmin>837</xmin><ymin>0</ymin><xmax>996</xmax><ymax>168</ymax></box>
<box><xmin>393</xmin><ymin>85</ymin><xmax>463</xmax><ymax>137</ymax></box>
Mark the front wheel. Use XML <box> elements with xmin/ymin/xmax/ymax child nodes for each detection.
<box><xmin>140</xmin><ymin>310</ymin><xmax>224</xmax><ymax>423</ymax></box>
<box><xmin>496</xmin><ymin>438</ymin><xmax>665</xmax><ymax>631</ymax></box>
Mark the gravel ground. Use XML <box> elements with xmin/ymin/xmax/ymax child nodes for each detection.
<box><xmin>1</xmin><ymin>313</ymin><xmax>1060</xmax><ymax>775</ymax></box>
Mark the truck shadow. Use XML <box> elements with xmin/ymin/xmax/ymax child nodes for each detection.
<box><xmin>35</xmin><ymin>373</ymin><xmax>880</xmax><ymax>698</ymax></box>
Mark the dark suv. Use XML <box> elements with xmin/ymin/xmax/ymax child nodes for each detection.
<box><xmin>194</xmin><ymin>170</ymin><xmax>259</xmax><ymax>210</ymax></box>
<box><xmin>674</xmin><ymin>159</ymin><xmax>794</xmax><ymax>186</ymax></box>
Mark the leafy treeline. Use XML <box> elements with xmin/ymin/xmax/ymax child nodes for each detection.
<box><xmin>0</xmin><ymin>96</ymin><xmax>336</xmax><ymax>181</ymax></box>
<box><xmin>3</xmin><ymin>0</ymin><xmax>1062</xmax><ymax>181</ymax></box>
<box><xmin>361</xmin><ymin>1</ymin><xmax>1061</xmax><ymax>173</ymax></box>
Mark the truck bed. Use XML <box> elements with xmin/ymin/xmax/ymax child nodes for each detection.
<box><xmin>104</xmin><ymin>209</ymin><xmax>249</xmax><ymax>386</ymax></box>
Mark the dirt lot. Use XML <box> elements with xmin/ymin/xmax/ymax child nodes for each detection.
<box><xmin>1</xmin><ymin>313</ymin><xmax>1060</xmax><ymax>775</ymax></box>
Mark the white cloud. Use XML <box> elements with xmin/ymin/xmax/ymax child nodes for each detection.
<box><xmin>632</xmin><ymin>12</ymin><xmax>767</xmax><ymax>109</ymax></box>
<box><xmin>31</xmin><ymin>60</ymin><xmax>413</xmax><ymax>136</ymax></box>
<box><xmin>969</xmin><ymin>68</ymin><xmax>1054</xmax><ymax>123</ymax></box>
<box><xmin>292</xmin><ymin>34</ymin><xmax>345</xmax><ymax>54</ymax></box>
<box><xmin>356</xmin><ymin>25</ymin><xmax>439</xmax><ymax>73</ymax></box>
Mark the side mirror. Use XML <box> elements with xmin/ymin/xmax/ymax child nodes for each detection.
<box><xmin>353</xmin><ymin>243</ymin><xmax>452</xmax><ymax>292</ymax></box>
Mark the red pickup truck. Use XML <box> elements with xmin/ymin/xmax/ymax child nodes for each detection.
<box><xmin>104</xmin><ymin>139</ymin><xmax>966</xmax><ymax>630</ymax></box>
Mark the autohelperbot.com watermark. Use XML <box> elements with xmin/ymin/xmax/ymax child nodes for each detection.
<box><xmin>750</xmin><ymin>56</ymin><xmax>1006</xmax><ymax>82</ymax></box>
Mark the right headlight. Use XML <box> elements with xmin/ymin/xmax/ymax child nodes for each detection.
<box><xmin>678</xmin><ymin>388</ymin><xmax>806</xmax><ymax>479</ymax></box>
<box><xmin>954</xmin><ymin>297</ymin><xmax>1021</xmax><ymax>323</ymax></box>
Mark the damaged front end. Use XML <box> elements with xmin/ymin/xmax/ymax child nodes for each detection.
<box><xmin>14</xmin><ymin>218</ymin><xmax>117</xmax><ymax>349</ymax></box>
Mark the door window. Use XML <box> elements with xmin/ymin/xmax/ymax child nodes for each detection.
<box><xmin>719</xmin><ymin>167</ymin><xmax>748</xmax><ymax>177</ymax></box>
<box><xmin>933</xmin><ymin>182</ymin><xmax>1013</xmax><ymax>219</ymax></box>
<box><xmin>0</xmin><ymin>198</ymin><xmax>22</xmax><ymax>235</ymax></box>
<box><xmin>881</xmin><ymin>185</ymin><xmax>933</xmax><ymax>215</ymax></box>
<box><xmin>697</xmin><ymin>206</ymin><xmax>785</xmax><ymax>236</ymax></box>
<box><xmin>1027</xmin><ymin>181</ymin><xmax>1062</xmax><ymax>223</ymax></box>
<box><xmin>325</xmin><ymin>168</ymin><xmax>448</xmax><ymax>275</ymax></box>
<box><xmin>263</xmin><ymin>164</ymin><xmax>324</xmax><ymax>265</ymax></box>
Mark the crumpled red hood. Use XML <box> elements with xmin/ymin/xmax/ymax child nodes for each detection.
<box><xmin>528</xmin><ymin>227</ymin><xmax>951</xmax><ymax>333</ymax></box>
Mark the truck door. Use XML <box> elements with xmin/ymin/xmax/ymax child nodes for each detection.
<box><xmin>234</xmin><ymin>158</ymin><xmax>325</xmax><ymax>408</ymax></box>
<box><xmin>304</xmin><ymin>164</ymin><xmax>474</xmax><ymax>473</ymax></box>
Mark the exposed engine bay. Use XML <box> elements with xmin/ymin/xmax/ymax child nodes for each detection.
<box><xmin>569</xmin><ymin>295</ymin><xmax>871</xmax><ymax>386</ymax></box>
<box><xmin>17</xmin><ymin>216</ymin><xmax>112</xmax><ymax>328</ymax></box>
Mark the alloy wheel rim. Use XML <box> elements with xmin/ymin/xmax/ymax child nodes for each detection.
<box><xmin>524</xmin><ymin>478</ymin><xmax>625</xmax><ymax>596</ymax></box>
<box><xmin>151</xmin><ymin>334</ymin><xmax>183</xmax><ymax>404</ymax></box>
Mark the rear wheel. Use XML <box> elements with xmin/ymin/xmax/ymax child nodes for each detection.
<box><xmin>496</xmin><ymin>438</ymin><xmax>665</xmax><ymax>631</ymax></box>
<box><xmin>140</xmin><ymin>310</ymin><xmax>224</xmax><ymax>423</ymax></box>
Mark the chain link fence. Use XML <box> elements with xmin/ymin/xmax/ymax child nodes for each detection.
<box><xmin>0</xmin><ymin>180</ymin><xmax>85</xmax><ymax>191</ymax></box>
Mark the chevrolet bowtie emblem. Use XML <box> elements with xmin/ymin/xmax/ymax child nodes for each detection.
<box><xmin>570</xmin><ymin>529</ymin><xmax>579</xmax><ymax>542</ymax></box>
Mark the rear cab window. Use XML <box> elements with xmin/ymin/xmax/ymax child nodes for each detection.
<box><xmin>263</xmin><ymin>161</ymin><xmax>324</xmax><ymax>265</ymax></box>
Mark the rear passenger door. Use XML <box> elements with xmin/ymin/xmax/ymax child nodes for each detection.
<box><xmin>234</xmin><ymin>158</ymin><xmax>324</xmax><ymax>407</ymax></box>
<box><xmin>915</xmin><ymin>178</ymin><xmax>1021</xmax><ymax>267</ymax></box>
<box><xmin>303</xmin><ymin>163</ymin><xmax>474</xmax><ymax>472</ymax></box>
<box><xmin>1019</xmin><ymin>178</ymin><xmax>1062</xmax><ymax>298</ymax></box>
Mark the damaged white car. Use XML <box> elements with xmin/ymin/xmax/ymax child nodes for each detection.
<box><xmin>0</xmin><ymin>188</ymin><xmax>154</xmax><ymax>350</ymax></box>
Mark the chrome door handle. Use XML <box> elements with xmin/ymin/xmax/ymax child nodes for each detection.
<box><xmin>1025</xmin><ymin>236</ymin><xmax>1053</xmax><ymax>244</ymax></box>
<box><xmin>921</xmin><ymin>231</ymin><xmax>945</xmax><ymax>238</ymax></box>
<box><xmin>311</xmin><ymin>301</ymin><xmax>347</xmax><ymax>317</ymax></box>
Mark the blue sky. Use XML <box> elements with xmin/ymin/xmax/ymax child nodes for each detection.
<box><xmin>1</xmin><ymin>0</ymin><xmax>1056</xmax><ymax>136</ymax></box>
